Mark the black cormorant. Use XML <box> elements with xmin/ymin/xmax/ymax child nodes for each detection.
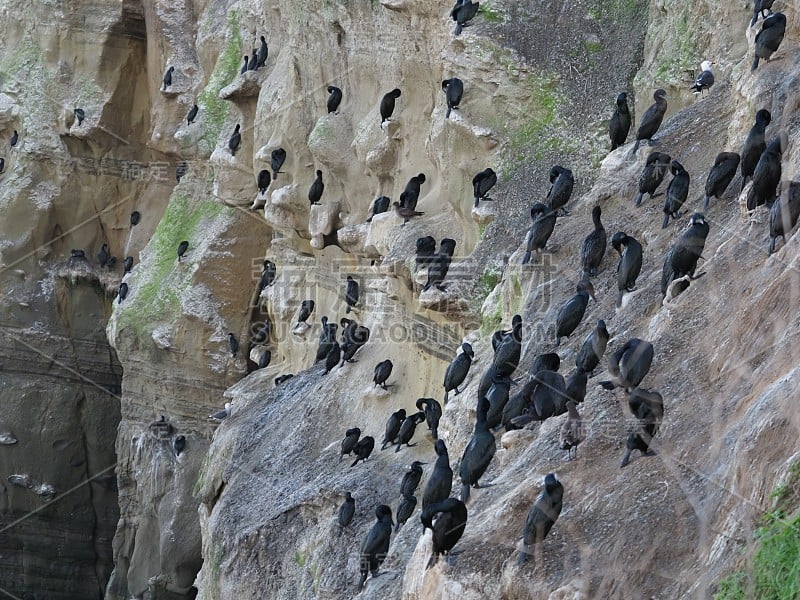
<box><xmin>703</xmin><ymin>152</ymin><xmax>740</xmax><ymax>211</ymax></box>
<box><xmin>662</xmin><ymin>160</ymin><xmax>690</xmax><ymax>228</ymax></box>
<box><xmin>631</xmin><ymin>89</ymin><xmax>667</xmax><ymax>155</ymax></box>
<box><xmin>380</xmin><ymin>89</ymin><xmax>402</xmax><ymax>127</ymax></box>
<box><xmin>741</xmin><ymin>109</ymin><xmax>771</xmax><ymax>191</ymax></box>
<box><xmin>581</xmin><ymin>205</ymin><xmax>607</xmax><ymax>276</ymax></box>
<box><xmin>308</xmin><ymin>170</ymin><xmax>324</xmax><ymax>205</ymax></box>
<box><xmin>609</xmin><ymin>92</ymin><xmax>631</xmax><ymax>151</ymax></box>
<box><xmin>442</xmin><ymin>78</ymin><xmax>464</xmax><ymax>118</ymax></box>
<box><xmin>555</xmin><ymin>279</ymin><xmax>595</xmax><ymax>345</ymax></box>
<box><xmin>327</xmin><ymin>85</ymin><xmax>342</xmax><ymax>113</ymax></box>
<box><xmin>443</xmin><ymin>342</ymin><xmax>474</xmax><ymax>404</ymax></box>
<box><xmin>459</xmin><ymin>397</ymin><xmax>496</xmax><ymax>503</ymax></box>
<box><xmin>518</xmin><ymin>473</ymin><xmax>563</xmax><ymax>565</ymax></box>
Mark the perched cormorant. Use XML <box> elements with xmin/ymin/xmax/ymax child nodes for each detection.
<box><xmin>327</xmin><ymin>85</ymin><xmax>342</xmax><ymax>113</ymax></box>
<box><xmin>338</xmin><ymin>492</ymin><xmax>355</xmax><ymax>536</ymax></box>
<box><xmin>395</xmin><ymin>411</ymin><xmax>426</xmax><ymax>452</ymax></box>
<box><xmin>373</xmin><ymin>359</ymin><xmax>393</xmax><ymax>389</ymax></box>
<box><xmin>581</xmin><ymin>205</ymin><xmax>607</xmax><ymax>276</ymax></box>
<box><xmin>358</xmin><ymin>505</ymin><xmax>393</xmax><ymax>590</ymax></box>
<box><xmin>176</xmin><ymin>161</ymin><xmax>188</xmax><ymax>182</ymax></box>
<box><xmin>274</xmin><ymin>374</ymin><xmax>294</xmax><ymax>385</ymax></box>
<box><xmin>340</xmin><ymin>322</ymin><xmax>370</xmax><ymax>363</ymax></box>
<box><xmin>690</xmin><ymin>60</ymin><xmax>715</xmax><ymax>96</ymax></box>
<box><xmin>662</xmin><ymin>160</ymin><xmax>690</xmax><ymax>228</ymax></box>
<box><xmin>703</xmin><ymin>152</ymin><xmax>740</xmax><ymax>211</ymax></box>
<box><xmin>351</xmin><ymin>436</ymin><xmax>375</xmax><ymax>467</ymax></box>
<box><xmin>491</xmin><ymin>329</ymin><xmax>510</xmax><ymax>353</ymax></box>
<box><xmin>518</xmin><ymin>473</ymin><xmax>563</xmax><ymax>565</ymax></box>
<box><xmin>256</xmin><ymin>36</ymin><xmax>269</xmax><ymax>68</ymax></box>
<box><xmin>741</xmin><ymin>109</ymin><xmax>771</xmax><ymax>191</ymax></box>
<box><xmin>612</xmin><ymin>232</ymin><xmax>643</xmax><ymax>307</ymax></box>
<box><xmin>240</xmin><ymin>56</ymin><xmax>248</xmax><ymax>75</ymax></box>
<box><xmin>442</xmin><ymin>78</ymin><xmax>464</xmax><ymax>118</ymax></box>
<box><xmin>443</xmin><ymin>342</ymin><xmax>474</xmax><ymax>404</ymax></box>
<box><xmin>751</xmin><ymin>0</ymin><xmax>775</xmax><ymax>25</ymax></box>
<box><xmin>511</xmin><ymin>370</ymin><xmax>567</xmax><ymax>426</ymax></box>
<box><xmin>460</xmin><ymin>397</ymin><xmax>496</xmax><ymax>503</ymax></box>
<box><xmin>634</xmin><ymin>151</ymin><xmax>671</xmax><ymax>205</ymax></box>
<box><xmin>529</xmin><ymin>353</ymin><xmax>560</xmax><ymax>379</ymax></box>
<box><xmin>74</xmin><ymin>108</ymin><xmax>85</xmax><ymax>126</ymax></box>
<box><xmin>421</xmin><ymin>498</ymin><xmax>468</xmax><ymax>568</ymax></box>
<box><xmin>258</xmin><ymin>350</ymin><xmax>271</xmax><ymax>369</ymax></box>
<box><xmin>485</xmin><ymin>376</ymin><xmax>513</xmax><ymax>429</ymax></box>
<box><xmin>559</xmin><ymin>401</ymin><xmax>584</xmax><ymax>460</ymax></box>
<box><xmin>393</xmin><ymin>201</ymin><xmax>424</xmax><ymax>225</ymax></box>
<box><xmin>130</xmin><ymin>211</ymin><xmax>141</xmax><ymax>227</ymax></box>
<box><xmin>747</xmin><ymin>132</ymin><xmax>787</xmax><ymax>211</ymax></box>
<box><xmin>472</xmin><ymin>168</ymin><xmax>497</xmax><ymax>207</ymax></box>
<box><xmin>270</xmin><ymin>148</ymin><xmax>286</xmax><ymax>179</ymax></box>
<box><xmin>297</xmin><ymin>300</ymin><xmax>314</xmax><ymax>324</ymax></box>
<box><xmin>769</xmin><ymin>181</ymin><xmax>800</xmax><ymax>254</ymax></box>
<box><xmin>522</xmin><ymin>203</ymin><xmax>557</xmax><ymax>263</ymax></box>
<box><xmin>609</xmin><ymin>92</ymin><xmax>631</xmax><ymax>151</ymax></box>
<box><xmin>415</xmin><ymin>236</ymin><xmax>437</xmax><ymax>269</ymax></box>
<box><xmin>227</xmin><ymin>333</ymin><xmax>239</xmax><ymax>357</ymax></box>
<box><xmin>0</xmin><ymin>157</ymin><xmax>5</xmax><ymax>173</ymax></box>
<box><xmin>395</xmin><ymin>495</ymin><xmax>417</xmax><ymax>532</ymax></box>
<box><xmin>575</xmin><ymin>320</ymin><xmax>609</xmax><ymax>375</ymax></box>
<box><xmin>547</xmin><ymin>166</ymin><xmax>574</xmax><ymax>215</ymax></box>
<box><xmin>345</xmin><ymin>275</ymin><xmax>359</xmax><ymax>313</ymax></box>
<box><xmin>340</xmin><ymin>427</ymin><xmax>361</xmax><ymax>462</ymax></box>
<box><xmin>752</xmin><ymin>13</ymin><xmax>786</xmax><ymax>71</ymax></box>
<box><xmin>422</xmin><ymin>439</ymin><xmax>453</xmax><ymax>509</ymax></box>
<box><xmin>316</xmin><ymin>318</ymin><xmax>338</xmax><ymax>361</ymax></box>
<box><xmin>380</xmin><ymin>89</ymin><xmax>402</xmax><ymax>127</ymax></box>
<box><xmin>565</xmin><ymin>368</ymin><xmax>588</xmax><ymax>405</ymax></box>
<box><xmin>257</xmin><ymin>169</ymin><xmax>271</xmax><ymax>195</ymax></box>
<box><xmin>187</xmin><ymin>104</ymin><xmax>199</xmax><ymax>125</ymax></box>
<box><xmin>247</xmin><ymin>51</ymin><xmax>258</xmax><ymax>71</ymax></box>
<box><xmin>660</xmin><ymin>213</ymin><xmax>710</xmax><ymax>297</ymax></box>
<box><xmin>451</xmin><ymin>0</ymin><xmax>480</xmax><ymax>35</ymax></box>
<box><xmin>162</xmin><ymin>66</ymin><xmax>174</xmax><ymax>89</ymax></box>
<box><xmin>323</xmin><ymin>342</ymin><xmax>341</xmax><ymax>374</ymax></box>
<box><xmin>123</xmin><ymin>256</ymin><xmax>134</xmax><ymax>273</ymax></box>
<box><xmin>631</xmin><ymin>89</ymin><xmax>668</xmax><ymax>155</ymax></box>
<box><xmin>620</xmin><ymin>388</ymin><xmax>664</xmax><ymax>467</ymax></box>
<box><xmin>177</xmin><ymin>240</ymin><xmax>189</xmax><ymax>262</ymax></box>
<box><xmin>423</xmin><ymin>238</ymin><xmax>457</xmax><ymax>291</ymax></box>
<box><xmin>555</xmin><ymin>279</ymin><xmax>595</xmax><ymax>345</ymax></box>
<box><xmin>493</xmin><ymin>314</ymin><xmax>523</xmax><ymax>377</ymax></box>
<box><xmin>381</xmin><ymin>409</ymin><xmax>407</xmax><ymax>450</ymax></box>
<box><xmin>9</xmin><ymin>130</ymin><xmax>18</xmax><ymax>148</ymax></box>
<box><xmin>416</xmin><ymin>398</ymin><xmax>443</xmax><ymax>439</ymax></box>
<box><xmin>173</xmin><ymin>435</ymin><xmax>186</xmax><ymax>456</ymax></box>
<box><xmin>259</xmin><ymin>260</ymin><xmax>276</xmax><ymax>292</ymax></box>
<box><xmin>367</xmin><ymin>196</ymin><xmax>391</xmax><ymax>222</ymax></box>
<box><xmin>118</xmin><ymin>282</ymin><xmax>128</xmax><ymax>303</ymax></box>
<box><xmin>400</xmin><ymin>461</ymin><xmax>426</xmax><ymax>499</ymax></box>
<box><xmin>228</xmin><ymin>124</ymin><xmax>241</xmax><ymax>155</ymax></box>
<box><xmin>400</xmin><ymin>173</ymin><xmax>426</xmax><ymax>211</ymax></box>
<box><xmin>308</xmin><ymin>170</ymin><xmax>324</xmax><ymax>205</ymax></box>
<box><xmin>600</xmin><ymin>338</ymin><xmax>654</xmax><ymax>391</ymax></box>
<box><xmin>98</xmin><ymin>243</ymin><xmax>109</xmax><ymax>267</ymax></box>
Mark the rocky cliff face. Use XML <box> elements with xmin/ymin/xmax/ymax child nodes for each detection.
<box><xmin>2</xmin><ymin>0</ymin><xmax>799</xmax><ymax>598</ymax></box>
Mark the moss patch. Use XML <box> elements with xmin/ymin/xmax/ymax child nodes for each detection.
<box><xmin>197</xmin><ymin>10</ymin><xmax>243</xmax><ymax>153</ymax></box>
<box><xmin>479</xmin><ymin>2</ymin><xmax>502</xmax><ymax>23</ymax></box>
<box><xmin>715</xmin><ymin>462</ymin><xmax>800</xmax><ymax>599</ymax></box>
<box><xmin>116</xmin><ymin>193</ymin><xmax>229</xmax><ymax>342</ymax></box>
